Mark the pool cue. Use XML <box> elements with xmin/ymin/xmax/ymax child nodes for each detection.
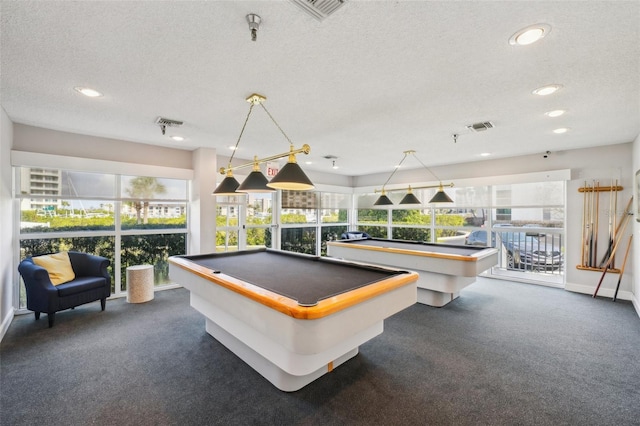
<box><xmin>586</xmin><ymin>183</ymin><xmax>593</xmax><ymax>267</ymax></box>
<box><xmin>581</xmin><ymin>182</ymin><xmax>587</xmax><ymax>266</ymax></box>
<box><xmin>593</xmin><ymin>204</ymin><xmax>632</xmax><ymax>298</ymax></box>
<box><xmin>599</xmin><ymin>188</ymin><xmax>629</xmax><ymax>268</ymax></box>
<box><xmin>602</xmin><ymin>182</ymin><xmax>614</xmax><ymax>268</ymax></box>
<box><xmin>612</xmin><ymin>235</ymin><xmax>633</xmax><ymax>302</ymax></box>
<box><xmin>593</xmin><ymin>181</ymin><xmax>600</xmax><ymax>267</ymax></box>
<box><xmin>589</xmin><ymin>182</ymin><xmax>595</xmax><ymax>267</ymax></box>
<box><xmin>611</xmin><ymin>179</ymin><xmax>618</xmax><ymax>268</ymax></box>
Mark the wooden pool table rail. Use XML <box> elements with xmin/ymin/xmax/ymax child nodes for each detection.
<box><xmin>169</xmin><ymin>256</ymin><xmax>418</xmax><ymax>320</ymax></box>
<box><xmin>326</xmin><ymin>240</ymin><xmax>482</xmax><ymax>262</ymax></box>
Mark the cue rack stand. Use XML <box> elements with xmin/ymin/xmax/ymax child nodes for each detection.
<box><xmin>576</xmin><ymin>180</ymin><xmax>628</xmax><ymax>273</ymax></box>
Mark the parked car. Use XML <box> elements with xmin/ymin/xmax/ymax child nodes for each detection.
<box><xmin>465</xmin><ymin>228</ymin><xmax>563</xmax><ymax>271</ymax></box>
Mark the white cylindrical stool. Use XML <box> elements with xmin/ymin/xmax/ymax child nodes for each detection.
<box><xmin>126</xmin><ymin>265</ymin><xmax>154</xmax><ymax>303</ymax></box>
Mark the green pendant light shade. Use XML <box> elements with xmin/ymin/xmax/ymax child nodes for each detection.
<box><xmin>374</xmin><ymin>191</ymin><xmax>394</xmax><ymax>206</ymax></box>
<box><xmin>212</xmin><ymin>171</ymin><xmax>240</xmax><ymax>195</ymax></box>
<box><xmin>236</xmin><ymin>170</ymin><xmax>274</xmax><ymax>192</ymax></box>
<box><xmin>428</xmin><ymin>184</ymin><xmax>454</xmax><ymax>203</ymax></box>
<box><xmin>266</xmin><ymin>152</ymin><xmax>314</xmax><ymax>191</ymax></box>
<box><xmin>237</xmin><ymin>161</ymin><xmax>275</xmax><ymax>193</ymax></box>
<box><xmin>399</xmin><ymin>186</ymin><xmax>422</xmax><ymax>204</ymax></box>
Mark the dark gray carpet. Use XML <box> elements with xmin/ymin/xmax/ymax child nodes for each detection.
<box><xmin>2</xmin><ymin>277</ymin><xmax>639</xmax><ymax>426</ymax></box>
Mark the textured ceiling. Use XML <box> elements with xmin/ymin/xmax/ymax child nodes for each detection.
<box><xmin>1</xmin><ymin>1</ymin><xmax>639</xmax><ymax>177</ymax></box>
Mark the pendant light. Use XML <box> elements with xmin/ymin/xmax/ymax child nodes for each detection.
<box><xmin>266</xmin><ymin>147</ymin><xmax>314</xmax><ymax>190</ymax></box>
<box><xmin>213</xmin><ymin>93</ymin><xmax>314</xmax><ymax>195</ymax></box>
<box><xmin>236</xmin><ymin>157</ymin><xmax>275</xmax><ymax>193</ymax></box>
<box><xmin>374</xmin><ymin>150</ymin><xmax>454</xmax><ymax>205</ymax></box>
<box><xmin>399</xmin><ymin>186</ymin><xmax>422</xmax><ymax>205</ymax></box>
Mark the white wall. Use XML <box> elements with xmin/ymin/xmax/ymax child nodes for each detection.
<box><xmin>13</xmin><ymin>123</ymin><xmax>193</xmax><ymax>170</ymax></box>
<box><xmin>0</xmin><ymin>108</ymin><xmax>15</xmax><ymax>339</ymax></box>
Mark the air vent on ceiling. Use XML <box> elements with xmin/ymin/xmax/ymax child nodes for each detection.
<box><xmin>466</xmin><ymin>121</ymin><xmax>494</xmax><ymax>132</ymax></box>
<box><xmin>155</xmin><ymin>117</ymin><xmax>183</xmax><ymax>135</ymax></box>
<box><xmin>155</xmin><ymin>117</ymin><xmax>183</xmax><ymax>127</ymax></box>
<box><xmin>289</xmin><ymin>0</ymin><xmax>347</xmax><ymax>21</ymax></box>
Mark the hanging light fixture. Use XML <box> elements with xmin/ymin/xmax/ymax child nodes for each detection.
<box><xmin>428</xmin><ymin>183</ymin><xmax>454</xmax><ymax>203</ymax></box>
<box><xmin>373</xmin><ymin>190</ymin><xmax>394</xmax><ymax>206</ymax></box>
<box><xmin>399</xmin><ymin>186</ymin><xmax>422</xmax><ymax>205</ymax></box>
<box><xmin>213</xmin><ymin>93</ymin><xmax>314</xmax><ymax>195</ymax></box>
<box><xmin>373</xmin><ymin>150</ymin><xmax>454</xmax><ymax>205</ymax></box>
<box><xmin>236</xmin><ymin>156</ymin><xmax>273</xmax><ymax>193</ymax></box>
<box><xmin>411</xmin><ymin>151</ymin><xmax>454</xmax><ymax>203</ymax></box>
<box><xmin>214</xmin><ymin>170</ymin><xmax>241</xmax><ymax>195</ymax></box>
<box><xmin>266</xmin><ymin>145</ymin><xmax>314</xmax><ymax>190</ymax></box>
<box><xmin>373</xmin><ymin>153</ymin><xmax>409</xmax><ymax>206</ymax></box>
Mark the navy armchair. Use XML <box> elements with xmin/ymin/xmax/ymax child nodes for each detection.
<box><xmin>340</xmin><ymin>231</ymin><xmax>371</xmax><ymax>240</ymax></box>
<box><xmin>18</xmin><ymin>252</ymin><xmax>111</xmax><ymax>328</ymax></box>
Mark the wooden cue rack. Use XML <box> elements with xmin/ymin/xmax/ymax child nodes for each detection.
<box><xmin>576</xmin><ymin>181</ymin><xmax>624</xmax><ymax>273</ymax></box>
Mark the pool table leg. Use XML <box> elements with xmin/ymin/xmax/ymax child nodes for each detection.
<box><xmin>205</xmin><ymin>318</ymin><xmax>359</xmax><ymax>392</ymax></box>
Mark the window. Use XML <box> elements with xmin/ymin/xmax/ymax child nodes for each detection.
<box><xmin>216</xmin><ymin>197</ymin><xmax>240</xmax><ymax>252</ymax></box>
<box><xmin>280</xmin><ymin>190</ymin><xmax>350</xmax><ymax>256</ymax></box>
<box><xmin>355</xmin><ymin>179</ymin><xmax>566</xmax><ymax>285</ymax></box>
<box><xmin>244</xmin><ymin>193</ymin><xmax>273</xmax><ymax>249</ymax></box>
<box><xmin>16</xmin><ymin>167</ymin><xmax>188</xmax><ymax>307</ymax></box>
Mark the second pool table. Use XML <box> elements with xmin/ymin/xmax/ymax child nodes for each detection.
<box><xmin>327</xmin><ymin>237</ymin><xmax>498</xmax><ymax>307</ymax></box>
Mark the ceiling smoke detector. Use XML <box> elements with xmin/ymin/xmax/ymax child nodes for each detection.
<box><xmin>466</xmin><ymin>121</ymin><xmax>494</xmax><ymax>132</ymax></box>
<box><xmin>155</xmin><ymin>117</ymin><xmax>184</xmax><ymax>135</ymax></box>
<box><xmin>289</xmin><ymin>0</ymin><xmax>347</xmax><ymax>21</ymax></box>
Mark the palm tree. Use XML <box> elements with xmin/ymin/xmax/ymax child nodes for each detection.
<box><xmin>125</xmin><ymin>177</ymin><xmax>166</xmax><ymax>224</ymax></box>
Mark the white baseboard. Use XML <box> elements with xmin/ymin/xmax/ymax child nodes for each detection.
<box><xmin>0</xmin><ymin>308</ymin><xmax>14</xmax><ymax>343</ymax></box>
<box><xmin>564</xmin><ymin>282</ymin><xmax>633</xmax><ymax>302</ymax></box>
<box><xmin>633</xmin><ymin>294</ymin><xmax>640</xmax><ymax>320</ymax></box>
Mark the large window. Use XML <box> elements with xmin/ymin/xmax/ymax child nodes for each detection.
<box><xmin>280</xmin><ymin>190</ymin><xmax>349</xmax><ymax>256</ymax></box>
<box><xmin>17</xmin><ymin>168</ymin><xmax>188</xmax><ymax>306</ymax></box>
<box><xmin>355</xmin><ymin>196</ymin><xmax>388</xmax><ymax>237</ymax></box>
<box><xmin>245</xmin><ymin>193</ymin><xmax>273</xmax><ymax>249</ymax></box>
<box><xmin>355</xmin><ymin>179</ymin><xmax>566</xmax><ymax>285</ymax></box>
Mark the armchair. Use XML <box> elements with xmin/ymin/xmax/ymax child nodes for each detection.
<box><xmin>18</xmin><ymin>251</ymin><xmax>111</xmax><ymax>328</ymax></box>
<box><xmin>340</xmin><ymin>231</ymin><xmax>371</xmax><ymax>240</ymax></box>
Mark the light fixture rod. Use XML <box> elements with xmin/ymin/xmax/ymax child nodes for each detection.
<box><xmin>380</xmin><ymin>151</ymin><xmax>411</xmax><ymax>190</ymax></box>
<box><xmin>258</xmin><ymin>102</ymin><xmax>294</xmax><ymax>146</ymax></box>
<box><xmin>219</xmin><ymin>144</ymin><xmax>311</xmax><ymax>175</ymax></box>
<box><xmin>225</xmin><ymin>100</ymin><xmax>257</xmax><ymax>168</ymax></box>
<box><xmin>410</xmin><ymin>150</ymin><xmax>443</xmax><ymax>182</ymax></box>
<box><xmin>374</xmin><ymin>182</ymin><xmax>454</xmax><ymax>194</ymax></box>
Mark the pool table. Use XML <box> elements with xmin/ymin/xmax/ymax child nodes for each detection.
<box><xmin>168</xmin><ymin>249</ymin><xmax>418</xmax><ymax>392</ymax></box>
<box><xmin>327</xmin><ymin>237</ymin><xmax>498</xmax><ymax>307</ymax></box>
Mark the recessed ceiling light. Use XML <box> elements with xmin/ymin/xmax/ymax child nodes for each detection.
<box><xmin>553</xmin><ymin>127</ymin><xmax>569</xmax><ymax>134</ymax></box>
<box><xmin>74</xmin><ymin>87</ymin><xmax>103</xmax><ymax>97</ymax></box>
<box><xmin>509</xmin><ymin>24</ymin><xmax>551</xmax><ymax>46</ymax></box>
<box><xmin>229</xmin><ymin>146</ymin><xmax>237</xmax><ymax>150</ymax></box>
<box><xmin>480</xmin><ymin>152</ymin><xmax>491</xmax><ymax>157</ymax></box>
<box><xmin>171</xmin><ymin>136</ymin><xmax>184</xmax><ymax>141</ymax></box>
<box><xmin>545</xmin><ymin>109</ymin><xmax>566</xmax><ymax>118</ymax></box>
<box><xmin>305</xmin><ymin>161</ymin><xmax>313</xmax><ymax>165</ymax></box>
<box><xmin>532</xmin><ymin>84</ymin><xmax>563</xmax><ymax>96</ymax></box>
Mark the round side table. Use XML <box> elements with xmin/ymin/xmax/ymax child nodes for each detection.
<box><xmin>126</xmin><ymin>265</ymin><xmax>154</xmax><ymax>303</ymax></box>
